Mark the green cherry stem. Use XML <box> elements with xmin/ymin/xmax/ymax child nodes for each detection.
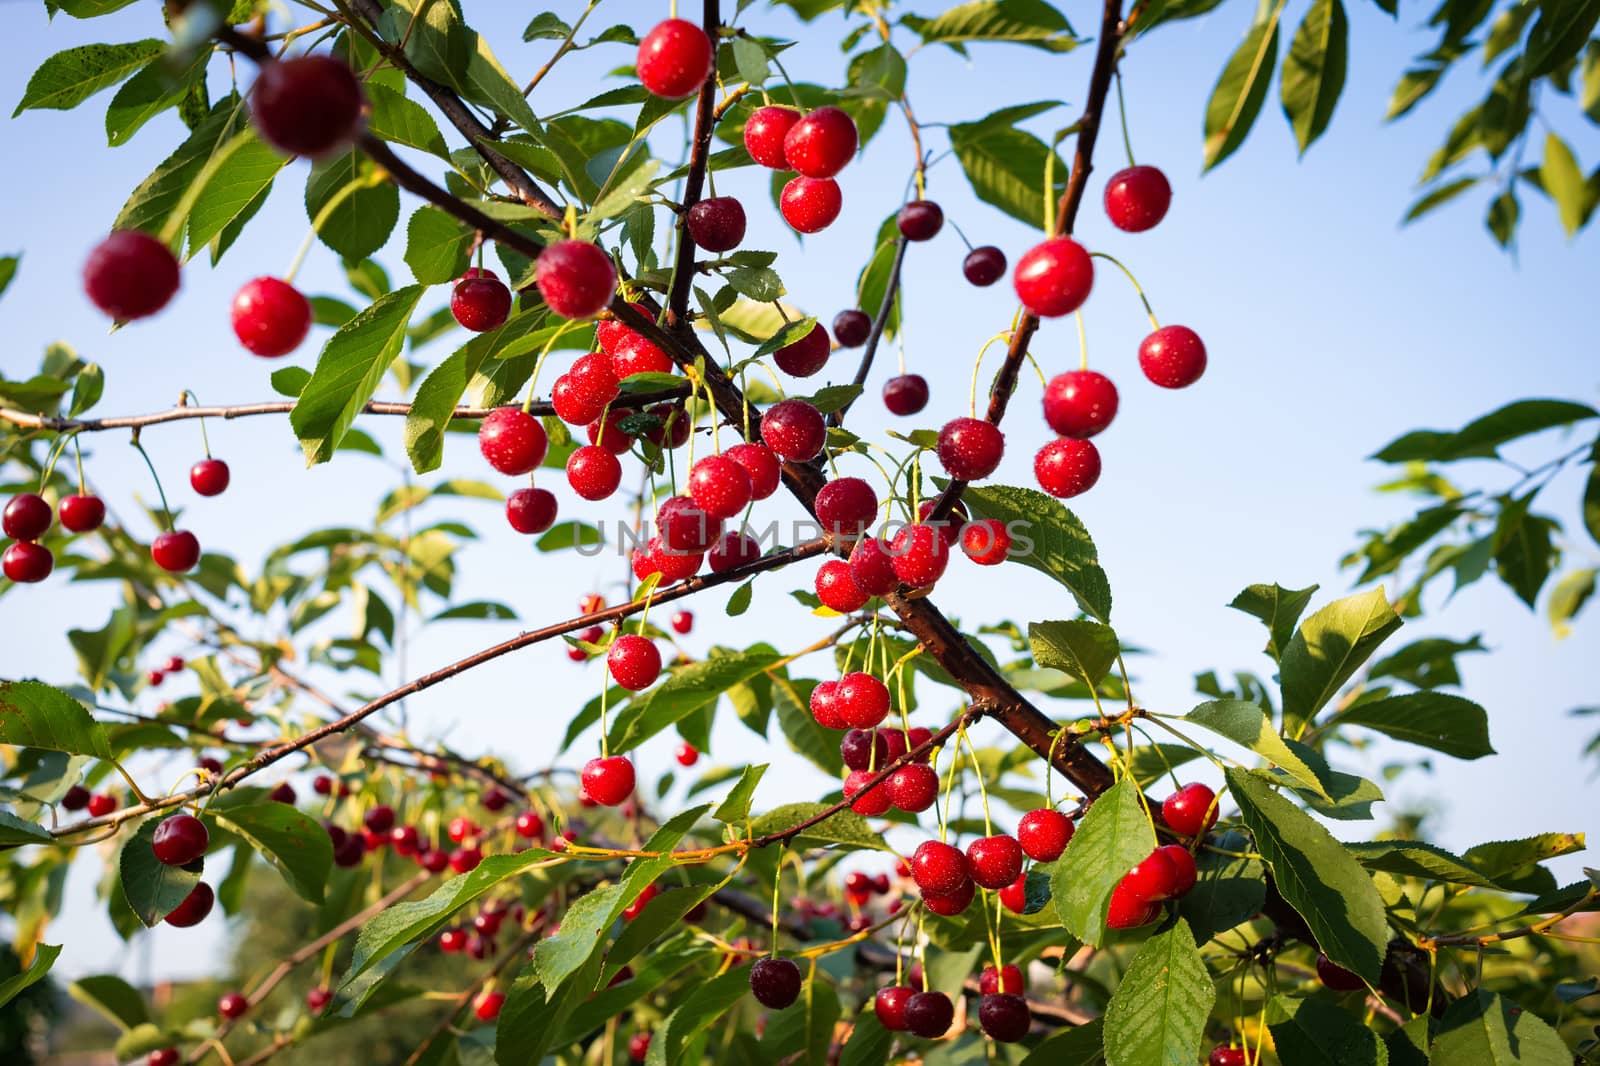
<box><xmin>182</xmin><ymin>391</ymin><xmax>214</xmax><ymax>458</ymax></box>
<box><xmin>769</xmin><ymin>843</ymin><xmax>784</xmax><ymax>955</ymax></box>
<box><xmin>960</xmin><ymin>724</ymin><xmax>993</xmax><ymax>838</ymax></box>
<box><xmin>130</xmin><ymin>431</ymin><xmax>175</xmax><ymax>533</ymax></box>
<box><xmin>1088</xmin><ymin>251</ymin><xmax>1160</xmax><ymax>330</ymax></box>
<box><xmin>1114</xmin><ymin>69</ymin><xmax>1135</xmax><ymax>168</ymax></box>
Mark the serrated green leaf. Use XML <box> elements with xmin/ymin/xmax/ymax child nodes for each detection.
<box><xmin>105</xmin><ymin>51</ymin><xmax>206</xmax><ymax>147</ymax></box>
<box><xmin>1335</xmin><ymin>691</ymin><xmax>1493</xmax><ymax>759</ymax></box>
<box><xmin>1102</xmin><ymin>919</ymin><xmax>1213</xmax><ymax>1066</ymax></box>
<box><xmin>747</xmin><ymin>802</ymin><xmax>889</xmax><ymax>852</ymax></box>
<box><xmin>1186</xmin><ymin>700</ymin><xmax>1331</xmax><ymax>798</ymax></box>
<box><xmin>646</xmin><ymin>965</ymin><xmax>752</xmax><ymax>1066</ymax></box>
<box><xmin>404</xmin><ymin>206</ymin><xmax>473</xmax><ymax>284</ymax></box>
<box><xmin>1229</xmin><ymin>582</ymin><xmax>1319</xmax><ymax>662</ymax></box>
<box><xmin>712</xmin><ymin>763</ymin><xmax>768</xmax><ymax>824</ymax></box>
<box><xmin>914</xmin><ymin>0</ymin><xmax>1079</xmax><ymax>53</ymax></box>
<box><xmin>292</xmin><ymin>285</ymin><xmax>423</xmax><ymax>465</ymax></box>
<box><xmin>184</xmin><ymin>131</ymin><xmax>287</xmax><ymax>258</ymax></box>
<box><xmin>948</xmin><ymin>115</ymin><xmax>1066</xmax><ymax>229</ymax></box>
<box><xmin>1431</xmin><ymin>989</ymin><xmax>1572</xmax><ymax>1063</ymax></box>
<box><xmin>0</xmin><ymin>944</ymin><xmax>60</xmax><ymax>1010</ymax></box>
<box><xmin>1266</xmin><ymin>994</ymin><xmax>1386</xmax><ymax>1065</ymax></box>
<box><xmin>0</xmin><ymin>680</ymin><xmax>112</xmax><ymax>758</ymax></box>
<box><xmin>1052</xmin><ymin>777</ymin><xmax>1155</xmax><ymax>947</ymax></box>
<box><xmin>211</xmin><ymin>802</ymin><xmax>331</xmax><ymax>903</ymax></box>
<box><xmin>1344</xmin><ymin>840</ymin><xmax>1501</xmax><ymax>888</ymax></box>
<box><xmin>67</xmin><ymin>974</ymin><xmax>149</xmax><ymax>1030</ymax></box>
<box><xmin>959</xmin><ymin>483</ymin><xmax>1112</xmax><ymax>621</ymax></box>
<box><xmin>306</xmin><ymin>150</ymin><xmax>400</xmax><ymax>262</ymax></box>
<box><xmin>606</xmin><ymin>649</ymin><xmax>781</xmax><ymax>753</ymax></box>
<box><xmin>771</xmin><ymin>677</ymin><xmax>844</xmax><ymax>777</ymax></box>
<box><xmin>14</xmin><ymin>39</ymin><xmax>163</xmax><ymax>116</ymax></box>
<box><xmin>1029</xmin><ymin>619</ymin><xmax>1118</xmax><ymax>688</ymax></box>
<box><xmin>365</xmin><ymin>82</ymin><xmax>450</xmax><ymax>160</ymax></box>
<box><xmin>1177</xmin><ymin>829</ymin><xmax>1266</xmax><ymax>942</ymax></box>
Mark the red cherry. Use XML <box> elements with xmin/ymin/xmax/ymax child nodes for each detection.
<box><xmin>334</xmin><ymin>835</ymin><xmax>365</xmax><ymax>867</ymax></box>
<box><xmin>1044</xmin><ymin>370</ymin><xmax>1119</xmax><ymax>439</ymax></box>
<box><xmin>628</xmin><ymin>1032</ymin><xmax>652</xmax><ymax>1061</ymax></box>
<box><xmin>419</xmin><ymin>848</ymin><xmax>449</xmax><ymax>872</ymax></box>
<box><xmin>608</xmin><ymin>634</ymin><xmax>662</xmax><ymax>690</ymax></box>
<box><xmin>166</xmin><ymin>656</ymin><xmax>185</xmax><ymax>673</ymax></box>
<box><xmin>306</xmin><ymin>987</ymin><xmax>332</xmax><ymax>1015</ymax></box>
<box><xmin>888</xmin><ymin>523</ymin><xmax>949</xmax><ymax>588</ymax></box>
<box><xmin>622</xmin><ymin>883</ymin><xmax>660</xmax><ymax>922</ymax></box>
<box><xmin>2</xmin><ymin>542</ymin><xmax>52</xmax><ymax>583</ymax></box>
<box><xmin>904</xmin><ymin>990</ymin><xmax>954</xmax><ymax>1038</ymax></box>
<box><xmin>1209</xmin><ymin>1048</ymin><xmax>1255</xmax><ymax>1066</ymax></box>
<box><xmin>897</xmin><ymin>200</ymin><xmax>943</xmax><ymax>241</ymax></box>
<box><xmin>636</xmin><ymin>18</ymin><xmax>715</xmax><ymax>99</ymax></box>
<box><xmin>1162</xmin><ymin>782</ymin><xmax>1217</xmax><ymax>836</ymax></box>
<box><xmin>448</xmin><ymin>816</ymin><xmax>478</xmax><ymax>843</ymax></box>
<box><xmin>809</xmin><ymin>680</ymin><xmax>846</xmax><ymax>729</ymax></box>
<box><xmin>874</xmin><ymin>985</ymin><xmax>914</xmax><ymax>1031</ymax></box>
<box><xmin>470</xmin><ymin>989</ymin><xmax>504</xmax><ymax>1022</ymax></box>
<box><xmin>709</xmin><ymin>530</ymin><xmax>762</xmax><ymax>572</ymax></box>
<box><xmin>689</xmin><ymin>454</ymin><xmax>753</xmax><ymax>519</ymax></box>
<box><xmin>151</xmin><ymin>530</ymin><xmax>200</xmax><ymax>573</ymax></box>
<box><xmin>783</xmin><ymin>106</ymin><xmax>858</xmax><ymax>178</ymax></box>
<box><xmin>979</xmin><ymin>964</ymin><xmax>1025</xmax><ymax>995</ymax></box>
<box><xmin>152</xmin><ymin>813</ymin><xmax>209</xmax><ymax>866</ymax></box>
<box><xmin>659</xmin><ymin>495</ymin><xmax>721</xmax><ymax>553</ymax></box>
<box><xmin>570</xmin><ymin>350</ymin><xmax>621</xmax><ymax>400</ymax></box>
<box><xmin>773</xmin><ymin>321</ymin><xmax>831</xmax><ymax>378</ymax></box>
<box><xmin>1013</xmin><ymin>237</ymin><xmax>1094</xmax><ymax>318</ymax></box>
<box><xmin>1123</xmin><ymin>847</ymin><xmax>1181</xmax><ymax>902</ymax></box>
<box><xmin>59</xmin><ymin>494</ymin><xmax>106</xmax><ymax>533</ymax></box>
<box><xmin>163</xmin><ymin>881</ymin><xmax>214</xmax><ymax>927</ymax></box>
<box><xmin>587</xmin><ymin>415</ymin><xmax>632</xmax><ymax>454</ymax></box>
<box><xmin>147</xmin><ymin>669</ymin><xmax>165</xmax><ymax>686</ymax></box>
<box><xmin>190</xmin><ymin>459</ymin><xmax>230</xmax><ymax>497</ymax></box>
<box><xmin>744</xmin><ymin>106</ymin><xmax>801</xmax><ymax>169</ymax></box>
<box><xmin>579</xmin><ymin>593</ymin><xmax>607</xmax><ymax>616</ymax></box>
<box><xmin>363</xmin><ymin>805</ymin><xmax>395</xmax><ymax>834</ymax></box>
<box><xmin>840</xmin><ymin>728</ymin><xmax>888</xmax><ymax>772</ymax></box>
<box><xmin>959</xmin><ymin>518</ymin><xmax>1011</xmax><ymax>566</ymax></box>
<box><xmin>505</xmin><ymin>488</ymin><xmax>558</xmax><ymax>534</ymax></box>
<box><xmin>1104</xmin><ymin>165</ymin><xmax>1172</xmax><ymax>233</ymax></box>
<box><xmin>1157</xmin><ymin>843</ymin><xmax>1197</xmax><ymax>897</ymax></box>
<box><xmin>536</xmin><ymin>240</ymin><xmax>616</xmax><ymax>320</ymax></box>
<box><xmin>832</xmin><ymin>310</ymin><xmax>870</xmax><ymax>347</ymax></box>
<box><xmin>1316</xmin><ymin>952</ymin><xmax>1366</xmax><ymax>991</ymax></box>
<box><xmin>844</xmin><ymin>769</ymin><xmax>892</xmax><ymax>816</ymax></box>
<box><xmin>836</xmin><ymin>672</ymin><xmax>890</xmax><ymax>729</ymax></box>
<box><xmin>999</xmin><ymin>872</ymin><xmax>1028</xmax><ymax>913</ymax></box>
<box><xmin>881</xmin><ymin>728</ymin><xmax>908</xmax><ymax>763</ymax></box>
<box><xmin>887</xmin><ymin>763</ymin><xmax>939</xmax><ymax>812</ymax></box>
<box><xmin>816</xmin><ymin>559</ymin><xmax>869</xmax><ymax>612</ymax></box>
<box><xmin>882</xmin><ymin>374</ymin><xmax>928</xmax><ymax>416</ymax></box>
<box><xmin>1017</xmin><ymin>808</ymin><xmax>1073</xmax><ymax>862</ymax></box>
<box><xmin>724</xmin><ymin>442</ymin><xmax>781</xmax><ymax>500</ymax></box>
<box><xmin>632</xmin><ymin>536</ymin><xmax>702</xmax><ymax>583</ymax></box>
<box><xmin>670</xmin><ymin>610</ymin><xmax>694</xmax><ymax>635</ymax></box>
<box><xmin>815</xmin><ymin>477</ymin><xmax>878</xmax><ymax>538</ymax></box>
<box><xmin>760</xmin><ymin>399</ymin><xmax>826</xmax><ymax>461</ymax></box>
<box><xmin>567</xmin><ymin>445</ymin><xmax>623</xmax><ymax>500</ymax></box>
<box><xmin>978</xmin><ymin>993</ymin><xmax>1031</xmax><ymax>1042</ymax></box>
<box><xmin>847</xmin><ymin>537</ymin><xmax>898</xmax><ymax>596</ymax></box>
<box><xmin>62</xmin><ymin>785</ymin><xmax>91</xmax><ymax>811</ymax></box>
<box><xmin>250</xmin><ymin>54</ymin><xmax>364</xmax><ymax>158</ymax></box>
<box><xmin>218</xmin><ymin>992</ymin><xmax>249</xmax><ymax>1020</ymax></box>
<box><xmin>513</xmin><ymin>811</ymin><xmax>545</xmax><ymax>840</ymax></box>
<box><xmin>687</xmin><ymin>196</ymin><xmax>747</xmax><ymax>252</ymax></box>
<box><xmin>597</xmin><ymin>301</ymin><xmax>653</xmax><ymax>354</ymax></box>
<box><xmin>612</xmin><ymin>331</ymin><xmax>676</xmax><ymax>380</ymax></box>
<box><xmin>269</xmin><ymin>781</ymin><xmax>296</xmax><ymax>804</ymax></box>
<box><xmin>936</xmin><ymin>417</ymin><xmax>1004</xmax><ymax>480</ymax></box>
<box><xmin>390</xmin><ymin>825</ymin><xmax>420</xmax><ymax>855</ymax></box>
<box><xmin>916</xmin><ymin>499</ymin><xmax>968</xmax><ymax>544</ymax></box>
<box><xmin>582</xmin><ymin>755</ymin><xmax>636</xmax><ymax>806</ymax></box>
<box><xmin>478</xmin><ymin>407</ymin><xmax>548</xmax><ymax>475</ymax></box>
<box><xmin>83</xmin><ymin>230</ymin><xmax>179</xmax><ymax>320</ymax></box>
<box><xmin>551</xmin><ymin>375</ymin><xmax>605</xmax><ymax>426</ymax></box>
<box><xmin>749</xmin><ymin>956</ymin><xmax>803</xmax><ymax>1009</ymax></box>
<box><xmin>780</xmin><ymin>177</ymin><xmax>842</xmax><ymax>233</ymax></box>
<box><xmin>963</xmin><ymin>245</ymin><xmax>1007</xmax><ymax>287</ymax></box>
<box><xmin>910</xmin><ymin>839</ymin><xmax>970</xmax><ymax>895</ymax></box>
<box><xmin>1139</xmin><ymin>325</ymin><xmax>1207</xmax><ymax>388</ymax></box>
<box><xmin>451</xmin><ymin>270</ymin><xmax>513</xmax><ymax>332</ymax></box>
<box><xmin>674</xmin><ymin>742</ymin><xmax>699</xmax><ymax>767</ymax></box>
<box><xmin>231</xmin><ymin>276</ymin><xmax>311</xmax><ymax>357</ymax></box>
<box><xmin>1105</xmin><ymin>879</ymin><xmax>1162</xmax><ymax>929</ymax></box>
<box><xmin>4</xmin><ymin>493</ymin><xmax>52</xmax><ymax>541</ymax></box>
<box><xmin>966</xmin><ymin>834</ymin><xmax>1024</xmax><ymax>889</ymax></box>
<box><xmin>448</xmin><ymin>846</ymin><xmax>483</xmax><ymax>873</ymax></box>
<box><xmin>1034</xmin><ymin>438</ymin><xmax>1100</xmax><ymax>498</ymax></box>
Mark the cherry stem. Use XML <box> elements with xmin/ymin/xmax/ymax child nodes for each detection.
<box><xmin>129</xmin><ymin>432</ymin><xmax>175</xmax><ymax>532</ymax></box>
<box><xmin>1088</xmin><ymin>251</ymin><xmax>1160</xmax><ymax>329</ymax></box>
<box><xmin>769</xmin><ymin>843</ymin><xmax>783</xmax><ymax>955</ymax></box>
<box><xmin>1114</xmin><ymin>69</ymin><xmax>1136</xmax><ymax>168</ymax></box>
<box><xmin>960</xmin><ymin>723</ymin><xmax>993</xmax><ymax>838</ymax></box>
<box><xmin>284</xmin><ymin>227</ymin><xmax>316</xmax><ymax>285</ymax></box>
<box><xmin>38</xmin><ymin>432</ymin><xmax>74</xmax><ymax>493</ymax></box>
<box><xmin>182</xmin><ymin>391</ymin><xmax>214</xmax><ymax>458</ymax></box>
<box><xmin>525</xmin><ymin>319</ymin><xmax>579</xmax><ymax>411</ymax></box>
<box><xmin>967</xmin><ymin>330</ymin><xmax>1014</xmax><ymax>418</ymax></box>
<box><xmin>72</xmin><ymin>435</ymin><xmax>86</xmax><ymax>495</ymax></box>
<box><xmin>766</xmin><ymin>52</ymin><xmax>804</xmax><ymax>112</ymax></box>
<box><xmin>1075</xmin><ymin>311</ymin><xmax>1089</xmax><ymax>372</ymax></box>
<box><xmin>946</xmin><ymin>217</ymin><xmax>977</xmax><ymax>254</ymax></box>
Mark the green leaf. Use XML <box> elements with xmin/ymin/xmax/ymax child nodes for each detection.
<box><xmin>105</xmin><ymin>51</ymin><xmax>206</xmax><ymax>147</ymax></box>
<box><xmin>1540</xmin><ymin>132</ymin><xmax>1590</xmax><ymax>237</ymax></box>
<box><xmin>1279</xmin><ymin>587</ymin><xmax>1402</xmax><ymax>738</ymax></box>
<box><xmin>1226</xmin><ymin>768</ymin><xmax>1388</xmax><ymax>983</ymax></box>
<box><xmin>0</xmin><ymin>255</ymin><xmax>16</xmax><ymax>302</ymax></box>
<box><xmin>1021</xmin><ymin>1020</ymin><xmax>1105</xmax><ymax>1064</ymax></box>
<box><xmin>948</xmin><ymin>116</ymin><xmax>1066</xmax><ymax>229</ymax></box>
<box><xmin>210</xmin><ymin>802</ymin><xmax>331</xmax><ymax>903</ymax></box>
<box><xmin>0</xmin><ymin>943</ymin><xmax>60</xmax><ymax>1009</ymax></box>
<box><xmin>645</xmin><ymin>965</ymin><xmax>752</xmax><ymax>1066</ymax></box>
<box><xmin>1344</xmin><ymin>840</ymin><xmax>1500</xmax><ymax>888</ymax></box>
<box><xmin>914</xmin><ymin>0</ymin><xmax>1079</xmax><ymax>52</ymax></box>
<box><xmin>1229</xmin><ymin>582</ymin><xmax>1318</xmax><ymax>662</ymax></box>
<box><xmin>606</xmin><ymin>650</ymin><xmax>782</xmax><ymax>753</ymax></box>
<box><xmin>532</xmin><ymin>883</ymin><xmax>626</xmax><ymax>994</ymax></box>
<box><xmin>1403</xmin><ymin>176</ymin><xmax>1480</xmax><ymax>223</ymax></box>
<box><xmin>1186</xmin><ymin>700</ymin><xmax>1331</xmax><ymax>798</ymax></box>
<box><xmin>1494</xmin><ymin>505</ymin><xmax>1556</xmax><ymax>607</ymax></box>
<box><xmin>1548</xmin><ymin>567</ymin><xmax>1596</xmax><ymax>637</ymax></box>
<box><xmin>1431</xmin><ymin>989</ymin><xmax>1573</xmax><ymax>1063</ymax></box>
<box><xmin>365</xmin><ymin>83</ymin><xmax>450</xmax><ymax>160</ymax></box>
<box><xmin>68</xmin><ymin>974</ymin><xmax>150</xmax><ymax>1029</ymax></box>
<box><xmin>1028</xmin><ymin>619</ymin><xmax>1118</xmax><ymax>688</ymax></box>
<box><xmin>747</xmin><ymin>802</ymin><xmax>889</xmax><ymax>852</ymax></box>
<box><xmin>114</xmin><ymin>96</ymin><xmax>243</xmax><ymax>236</ymax></box>
<box><xmin>591</xmin><ymin>158</ymin><xmax>661</xmax><ymax>221</ymax></box>
<box><xmin>119</xmin><ymin>818</ymin><xmax>202</xmax><ymax>927</ymax></box>
<box><xmin>1266</xmin><ymin>994</ymin><xmax>1386</xmax><ymax>1065</ymax></box>
<box><xmin>1372</xmin><ymin>399</ymin><xmax>1598</xmax><ymax>462</ymax></box>
<box><xmin>1462</xmin><ymin>833</ymin><xmax>1585</xmax><ymax>884</ymax></box>
<box><xmin>1204</xmin><ymin>13</ymin><xmax>1282</xmax><ymax>169</ymax></box>
<box><xmin>1177</xmin><ymin>829</ymin><xmax>1266</xmax><ymax>942</ymax></box>
<box><xmin>68</xmin><ymin>363</ymin><xmax>105</xmax><ymax>417</ymax></box>
<box><xmin>404</xmin><ymin>206</ymin><xmax>473</xmax><ymax>284</ymax></box>
<box><xmin>712</xmin><ymin>763</ymin><xmax>768</xmax><ymax>824</ymax></box>
<box><xmin>291</xmin><ymin>285</ymin><xmax>424</xmax><ymax>465</ymax></box>
<box><xmin>1487</xmin><ymin>187</ymin><xmax>1520</xmax><ymax>247</ymax></box>
<box><xmin>184</xmin><ymin>132</ymin><xmax>287</xmax><ymax>258</ymax></box>
<box><xmin>346</xmin><ymin>850</ymin><xmax>557</xmax><ymax>984</ymax></box>
<box><xmin>1102</xmin><ymin>919</ymin><xmax>1213</xmax><ymax>1066</ymax></box>
<box><xmin>306</xmin><ymin>151</ymin><xmax>400</xmax><ymax>262</ymax></box>
<box><xmin>1052</xmin><ymin>777</ymin><xmax>1155</xmax><ymax>947</ymax></box>
<box><xmin>856</xmin><ymin>236</ymin><xmax>901</xmax><ymax>339</ymax></box>
<box><xmin>1523</xmin><ymin>0</ymin><xmax>1600</xmax><ymax>76</ymax></box>
<box><xmin>839</xmin><ymin>1006</ymin><xmax>894</xmax><ymax>1066</ymax></box>
<box><xmin>0</xmin><ymin>680</ymin><xmax>112</xmax><ymax>758</ymax></box>
<box><xmin>772</xmin><ymin>677</ymin><xmax>845</xmax><ymax>777</ymax></box>
<box><xmin>1279</xmin><ymin>0</ymin><xmax>1347</xmax><ymax>153</ymax></box>
<box><xmin>959</xmin><ymin>483</ymin><xmax>1112</xmax><ymax>621</ymax></box>
<box><xmin>0</xmin><ymin>810</ymin><xmax>53</xmax><ymax>846</ymax></box>
<box><xmin>1387</xmin><ymin>1015</ymin><xmax>1433</xmax><ymax>1066</ymax></box>
<box><xmin>1335</xmin><ymin>691</ymin><xmax>1493</xmax><ymax>759</ymax></box>
<box><xmin>14</xmin><ymin>39</ymin><xmax>164</xmax><ymax>115</ymax></box>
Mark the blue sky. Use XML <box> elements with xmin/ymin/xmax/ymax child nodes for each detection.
<box><xmin>1</xmin><ymin>1</ymin><xmax>1595</xmax><ymax>984</ymax></box>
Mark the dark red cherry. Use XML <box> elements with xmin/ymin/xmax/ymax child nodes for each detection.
<box><xmin>873</xmin><ymin>984</ymin><xmax>914</xmax><ymax>1031</ymax></box>
<box><xmin>814</xmin><ymin>476</ymin><xmax>878</xmax><ymax>538</ymax></box>
<box><xmin>1034</xmin><ymin>438</ymin><xmax>1100</xmax><ymax>498</ymax></box>
<box><xmin>773</xmin><ymin>322</ymin><xmax>830</xmax><ymax>378</ymax></box>
<box><xmin>3</xmin><ymin>493</ymin><xmax>52</xmax><ymax>541</ymax></box>
<box><xmin>1013</xmin><ymin>237</ymin><xmax>1094</xmax><ymax>318</ymax></box>
<box><xmin>904</xmin><ymin>990</ymin><xmax>954</xmax><ymax>1038</ymax></box>
<box><xmin>152</xmin><ymin>813</ymin><xmax>209</xmax><ymax>866</ymax></box>
<box><xmin>882</xmin><ymin>374</ymin><xmax>928</xmax><ymax>416</ymax></box>
<box><xmin>840</xmin><ymin>728</ymin><xmax>889</xmax><ymax>772</ymax></box>
<box><xmin>760</xmin><ymin>399</ymin><xmax>826</xmax><ymax>461</ymax></box>
<box><xmin>978</xmin><ymin>993</ymin><xmax>1031</xmax><ymax>1042</ymax></box>
<box><xmin>1139</xmin><ymin>326</ymin><xmax>1207</xmax><ymax>388</ymax></box>
<box><xmin>744</xmin><ymin>106</ymin><xmax>802</xmax><ymax>169</ymax></box>
<box><xmin>151</xmin><ymin>530</ymin><xmax>200</xmax><ymax>573</ymax></box>
<box><xmin>687</xmin><ymin>197</ymin><xmax>747</xmax><ymax>252</ymax></box>
<box><xmin>59</xmin><ymin>494</ymin><xmax>106</xmax><ymax>533</ymax></box>
<box><xmin>709</xmin><ymin>530</ymin><xmax>762</xmax><ymax>572</ymax></box>
<box><xmin>1043</xmin><ymin>370</ymin><xmax>1118</xmax><ymax>439</ymax></box>
<box><xmin>832</xmin><ymin>310</ymin><xmax>870</xmax><ymax>347</ymax></box>
<box><xmin>163</xmin><ymin>881</ymin><xmax>215</xmax><ymax>927</ymax></box>
<box><xmin>897</xmin><ymin>200</ymin><xmax>943</xmax><ymax>241</ymax></box>
<box><xmin>1104</xmin><ymin>165</ymin><xmax>1172</xmax><ymax>232</ymax></box>
<box><xmin>936</xmin><ymin>418</ymin><xmax>1004</xmax><ymax>480</ymax></box>
<box><xmin>963</xmin><ymin>245</ymin><xmax>1006</xmax><ymax>286</ymax></box>
<box><xmin>231</xmin><ymin>276</ymin><xmax>311</xmax><ymax>357</ymax></box>
<box><xmin>783</xmin><ymin>107</ymin><xmax>858</xmax><ymax>178</ymax></box>
<box><xmin>636</xmin><ymin>18</ymin><xmax>715</xmax><ymax>99</ymax></box>
<box><xmin>749</xmin><ymin>956</ymin><xmax>802</xmax><ymax>1009</ymax></box>
<box><xmin>250</xmin><ymin>54</ymin><xmax>364</xmax><ymax>158</ymax></box>
<box><xmin>451</xmin><ymin>269</ymin><xmax>513</xmax><ymax>332</ymax></box>
<box><xmin>1316</xmin><ymin>952</ymin><xmax>1366</xmax><ymax>991</ymax></box>
<box><xmin>83</xmin><ymin>230</ymin><xmax>179</xmax><ymax>321</ymax></box>
<box><xmin>506</xmin><ymin>487</ymin><xmax>558</xmax><ymax>534</ymax></box>
<box><xmin>536</xmin><ymin>240</ymin><xmax>616</xmax><ymax>320</ymax></box>
<box><xmin>190</xmin><ymin>459</ymin><xmax>230</xmax><ymax>497</ymax></box>
<box><xmin>780</xmin><ymin>177</ymin><xmax>842</xmax><ymax>233</ymax></box>
<box><xmin>219</xmin><ymin>992</ymin><xmax>249</xmax><ymax>1020</ymax></box>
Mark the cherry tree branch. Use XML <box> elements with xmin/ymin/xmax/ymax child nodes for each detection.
<box><xmin>830</xmin><ymin>234</ymin><xmax>908</xmax><ymax>428</ymax></box>
<box><xmin>664</xmin><ymin>0</ymin><xmax>723</xmax><ymax>324</ymax></box>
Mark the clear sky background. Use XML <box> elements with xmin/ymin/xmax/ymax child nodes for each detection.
<box><xmin>1</xmin><ymin>1</ymin><xmax>1594</xmax><ymax>985</ymax></box>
